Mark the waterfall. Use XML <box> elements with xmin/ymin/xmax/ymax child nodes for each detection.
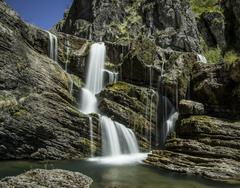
<box><xmin>197</xmin><ymin>54</ymin><xmax>208</xmax><ymax>64</ymax></box>
<box><xmin>166</xmin><ymin>111</ymin><xmax>179</xmax><ymax>137</ymax></box>
<box><xmin>80</xmin><ymin>43</ymin><xmax>105</xmax><ymax>114</ymax></box>
<box><xmin>47</xmin><ymin>31</ymin><xmax>58</xmax><ymax>62</ymax></box>
<box><xmin>159</xmin><ymin>96</ymin><xmax>179</xmax><ymax>145</ymax></box>
<box><xmin>80</xmin><ymin>42</ymin><xmax>140</xmax><ymax>160</ymax></box>
<box><xmin>104</xmin><ymin>69</ymin><xmax>118</xmax><ymax>84</ymax></box>
<box><xmin>157</xmin><ymin>61</ymin><xmax>179</xmax><ymax>146</ymax></box>
<box><xmin>115</xmin><ymin>122</ymin><xmax>139</xmax><ymax>154</ymax></box>
<box><xmin>85</xmin><ymin>43</ymin><xmax>105</xmax><ymax>95</ymax></box>
<box><xmin>47</xmin><ymin>31</ymin><xmax>73</xmax><ymax>95</ymax></box>
<box><xmin>101</xmin><ymin>116</ymin><xmax>121</xmax><ymax>156</ymax></box>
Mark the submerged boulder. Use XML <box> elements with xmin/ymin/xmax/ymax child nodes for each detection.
<box><xmin>0</xmin><ymin>169</ymin><xmax>93</xmax><ymax>188</ymax></box>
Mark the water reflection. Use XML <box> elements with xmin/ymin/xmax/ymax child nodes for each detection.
<box><xmin>0</xmin><ymin>160</ymin><xmax>237</xmax><ymax>188</ymax></box>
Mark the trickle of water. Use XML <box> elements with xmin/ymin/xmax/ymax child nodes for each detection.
<box><xmin>89</xmin><ymin>116</ymin><xmax>94</xmax><ymax>157</ymax></box>
<box><xmin>104</xmin><ymin>69</ymin><xmax>118</xmax><ymax>84</ymax></box>
<box><xmin>47</xmin><ymin>31</ymin><xmax>73</xmax><ymax>95</ymax></box>
<box><xmin>65</xmin><ymin>39</ymin><xmax>70</xmax><ymax>72</ymax></box>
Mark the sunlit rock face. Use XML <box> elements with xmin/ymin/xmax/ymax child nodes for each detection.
<box><xmin>56</xmin><ymin>0</ymin><xmax>201</xmax><ymax>52</ymax></box>
<box><xmin>0</xmin><ymin>1</ymin><xmax>101</xmax><ymax>160</ymax></box>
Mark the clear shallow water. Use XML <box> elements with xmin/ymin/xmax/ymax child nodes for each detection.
<box><xmin>0</xmin><ymin>159</ymin><xmax>237</xmax><ymax>188</ymax></box>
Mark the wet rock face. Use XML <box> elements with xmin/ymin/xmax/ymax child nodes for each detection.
<box><xmin>0</xmin><ymin>169</ymin><xmax>93</xmax><ymax>188</ymax></box>
<box><xmin>222</xmin><ymin>0</ymin><xmax>240</xmax><ymax>52</ymax></box>
<box><xmin>0</xmin><ymin>1</ymin><xmax>101</xmax><ymax>160</ymax></box>
<box><xmin>98</xmin><ymin>82</ymin><xmax>158</xmax><ymax>151</ymax></box>
<box><xmin>191</xmin><ymin>63</ymin><xmax>240</xmax><ymax>119</ymax></box>
<box><xmin>56</xmin><ymin>0</ymin><xmax>200</xmax><ymax>52</ymax></box>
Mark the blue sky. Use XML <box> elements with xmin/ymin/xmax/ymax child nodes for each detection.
<box><xmin>5</xmin><ymin>0</ymin><xmax>73</xmax><ymax>30</ymax></box>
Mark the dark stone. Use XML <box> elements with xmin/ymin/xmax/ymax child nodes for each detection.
<box><xmin>0</xmin><ymin>169</ymin><xmax>93</xmax><ymax>188</ymax></box>
<box><xmin>179</xmin><ymin>99</ymin><xmax>205</xmax><ymax>115</ymax></box>
<box><xmin>222</xmin><ymin>0</ymin><xmax>240</xmax><ymax>52</ymax></box>
<box><xmin>198</xmin><ymin>11</ymin><xmax>226</xmax><ymax>50</ymax></box>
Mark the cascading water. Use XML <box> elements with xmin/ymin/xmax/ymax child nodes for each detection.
<box><xmin>166</xmin><ymin>111</ymin><xmax>179</xmax><ymax>137</ymax></box>
<box><xmin>47</xmin><ymin>31</ymin><xmax>73</xmax><ymax>95</ymax></box>
<box><xmin>197</xmin><ymin>54</ymin><xmax>208</xmax><ymax>64</ymax></box>
<box><xmin>48</xmin><ymin>31</ymin><xmax>58</xmax><ymax>62</ymax></box>
<box><xmin>157</xmin><ymin>61</ymin><xmax>179</xmax><ymax>147</ymax></box>
<box><xmin>80</xmin><ymin>42</ymin><xmax>141</xmax><ymax>162</ymax></box>
<box><xmin>104</xmin><ymin>69</ymin><xmax>118</xmax><ymax>84</ymax></box>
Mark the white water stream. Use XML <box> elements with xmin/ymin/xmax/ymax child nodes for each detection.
<box><xmin>80</xmin><ymin>42</ymin><xmax>141</xmax><ymax>163</ymax></box>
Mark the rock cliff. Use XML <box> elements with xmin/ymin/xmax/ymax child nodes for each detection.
<box><xmin>56</xmin><ymin>0</ymin><xmax>201</xmax><ymax>52</ymax></box>
<box><xmin>0</xmin><ymin>0</ymin><xmax>240</xmax><ymax>185</ymax></box>
<box><xmin>0</xmin><ymin>1</ymin><xmax>100</xmax><ymax>160</ymax></box>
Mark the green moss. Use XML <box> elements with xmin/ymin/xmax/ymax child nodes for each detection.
<box><xmin>109</xmin><ymin>0</ymin><xmax>145</xmax><ymax>42</ymax></box>
<box><xmin>14</xmin><ymin>108</ymin><xmax>28</xmax><ymax>117</ymax></box>
<box><xmin>199</xmin><ymin>35</ymin><xmax>224</xmax><ymax>64</ymax></box>
<box><xmin>190</xmin><ymin>0</ymin><xmax>222</xmax><ymax>16</ymax></box>
<box><xmin>131</xmin><ymin>36</ymin><xmax>156</xmax><ymax>65</ymax></box>
<box><xmin>71</xmin><ymin>74</ymin><xmax>83</xmax><ymax>88</ymax></box>
<box><xmin>109</xmin><ymin>82</ymin><xmax>131</xmax><ymax>93</ymax></box>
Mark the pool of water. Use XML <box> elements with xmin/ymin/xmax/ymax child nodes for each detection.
<box><xmin>0</xmin><ymin>156</ymin><xmax>237</xmax><ymax>188</ymax></box>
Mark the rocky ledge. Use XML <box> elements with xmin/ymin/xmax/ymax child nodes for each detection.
<box><xmin>0</xmin><ymin>169</ymin><xmax>93</xmax><ymax>188</ymax></box>
<box><xmin>145</xmin><ymin>115</ymin><xmax>240</xmax><ymax>184</ymax></box>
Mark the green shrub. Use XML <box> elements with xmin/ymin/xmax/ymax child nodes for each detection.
<box><xmin>204</xmin><ymin>47</ymin><xmax>222</xmax><ymax>64</ymax></box>
<box><xmin>224</xmin><ymin>51</ymin><xmax>239</xmax><ymax>65</ymax></box>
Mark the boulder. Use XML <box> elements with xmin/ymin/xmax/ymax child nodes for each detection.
<box><xmin>0</xmin><ymin>169</ymin><xmax>93</xmax><ymax>188</ymax></box>
<box><xmin>179</xmin><ymin>99</ymin><xmax>204</xmax><ymax>115</ymax></box>
<box><xmin>191</xmin><ymin>62</ymin><xmax>240</xmax><ymax>119</ymax></box>
<box><xmin>230</xmin><ymin>60</ymin><xmax>240</xmax><ymax>82</ymax></box>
